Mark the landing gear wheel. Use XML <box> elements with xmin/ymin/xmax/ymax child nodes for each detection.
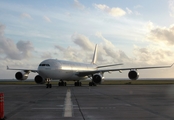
<box><xmin>58</xmin><ymin>81</ymin><xmax>67</xmax><ymax>86</ymax></box>
<box><xmin>74</xmin><ymin>81</ymin><xmax>82</xmax><ymax>86</ymax></box>
<box><xmin>89</xmin><ymin>82</ymin><xmax>96</xmax><ymax>86</ymax></box>
<box><xmin>89</xmin><ymin>82</ymin><xmax>92</xmax><ymax>86</ymax></box>
<box><xmin>46</xmin><ymin>84</ymin><xmax>52</xmax><ymax>88</ymax></box>
<box><xmin>46</xmin><ymin>78</ymin><xmax>52</xmax><ymax>88</ymax></box>
<box><xmin>49</xmin><ymin>84</ymin><xmax>52</xmax><ymax>88</ymax></box>
<box><xmin>74</xmin><ymin>82</ymin><xmax>76</xmax><ymax>86</ymax></box>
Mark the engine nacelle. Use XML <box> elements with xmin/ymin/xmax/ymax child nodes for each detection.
<box><xmin>92</xmin><ymin>73</ymin><xmax>104</xmax><ymax>84</ymax></box>
<box><xmin>15</xmin><ymin>71</ymin><xmax>29</xmax><ymax>80</ymax></box>
<box><xmin>34</xmin><ymin>75</ymin><xmax>45</xmax><ymax>84</ymax></box>
<box><xmin>128</xmin><ymin>70</ymin><xmax>139</xmax><ymax>80</ymax></box>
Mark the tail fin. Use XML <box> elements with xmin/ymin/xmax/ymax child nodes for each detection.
<box><xmin>91</xmin><ymin>44</ymin><xmax>98</xmax><ymax>64</ymax></box>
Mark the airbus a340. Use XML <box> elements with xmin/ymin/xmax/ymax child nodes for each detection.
<box><xmin>7</xmin><ymin>44</ymin><xmax>173</xmax><ymax>88</ymax></box>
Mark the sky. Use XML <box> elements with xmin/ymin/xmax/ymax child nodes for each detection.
<box><xmin>0</xmin><ymin>0</ymin><xmax>174</xmax><ymax>79</ymax></box>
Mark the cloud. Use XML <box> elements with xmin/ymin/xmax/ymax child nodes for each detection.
<box><xmin>55</xmin><ymin>45</ymin><xmax>65</xmax><ymax>51</ymax></box>
<box><xmin>0</xmin><ymin>24</ymin><xmax>34</xmax><ymax>60</ymax></box>
<box><xmin>134</xmin><ymin>5</ymin><xmax>143</xmax><ymax>9</ymax></box>
<box><xmin>55</xmin><ymin>45</ymin><xmax>88</xmax><ymax>62</ymax></box>
<box><xmin>95</xmin><ymin>32</ymin><xmax>129</xmax><ymax>63</ymax></box>
<box><xmin>71</xmin><ymin>33</ymin><xmax>94</xmax><ymax>50</ymax></box>
<box><xmin>54</xmin><ymin>32</ymin><xmax>174</xmax><ymax>67</ymax></box>
<box><xmin>55</xmin><ymin>33</ymin><xmax>130</xmax><ymax>64</ymax></box>
<box><xmin>94</xmin><ymin>4</ymin><xmax>126</xmax><ymax>17</ymax></box>
<box><xmin>133</xmin><ymin>45</ymin><xmax>174</xmax><ymax>65</ymax></box>
<box><xmin>126</xmin><ymin>8</ymin><xmax>133</xmax><ymax>14</ymax></box>
<box><xmin>55</xmin><ymin>33</ymin><xmax>95</xmax><ymax>62</ymax></box>
<box><xmin>20</xmin><ymin>13</ymin><xmax>32</xmax><ymax>19</ymax></box>
<box><xmin>145</xmin><ymin>21</ymin><xmax>154</xmax><ymax>30</ymax></box>
<box><xmin>147</xmin><ymin>25</ymin><xmax>174</xmax><ymax>45</ymax></box>
<box><xmin>126</xmin><ymin>7</ymin><xmax>142</xmax><ymax>16</ymax></box>
<box><xmin>43</xmin><ymin>16</ymin><xmax>51</xmax><ymax>22</ymax></box>
<box><xmin>41</xmin><ymin>52</ymin><xmax>52</xmax><ymax>59</ymax></box>
<box><xmin>73</xmin><ymin>0</ymin><xmax>85</xmax><ymax>10</ymax></box>
<box><xmin>169</xmin><ymin>0</ymin><xmax>174</xmax><ymax>18</ymax></box>
<box><xmin>16</xmin><ymin>40</ymin><xmax>34</xmax><ymax>58</ymax></box>
<box><xmin>0</xmin><ymin>24</ymin><xmax>5</xmax><ymax>36</ymax></box>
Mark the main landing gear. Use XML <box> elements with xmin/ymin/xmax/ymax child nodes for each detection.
<box><xmin>58</xmin><ymin>81</ymin><xmax>67</xmax><ymax>86</ymax></box>
<box><xmin>46</xmin><ymin>78</ymin><xmax>52</xmax><ymax>88</ymax></box>
<box><xmin>74</xmin><ymin>81</ymin><xmax>82</xmax><ymax>86</ymax></box>
<box><xmin>89</xmin><ymin>82</ymin><xmax>96</xmax><ymax>86</ymax></box>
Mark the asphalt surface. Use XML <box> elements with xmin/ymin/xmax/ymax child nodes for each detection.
<box><xmin>1</xmin><ymin>84</ymin><xmax>174</xmax><ymax>120</ymax></box>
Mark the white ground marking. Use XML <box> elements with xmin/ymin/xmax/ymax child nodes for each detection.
<box><xmin>63</xmin><ymin>88</ymin><xmax>73</xmax><ymax>117</ymax></box>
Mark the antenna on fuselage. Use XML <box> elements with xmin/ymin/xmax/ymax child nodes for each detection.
<box><xmin>91</xmin><ymin>44</ymin><xmax>98</xmax><ymax>64</ymax></box>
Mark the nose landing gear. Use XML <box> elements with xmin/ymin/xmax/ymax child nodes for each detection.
<box><xmin>46</xmin><ymin>78</ymin><xmax>52</xmax><ymax>88</ymax></box>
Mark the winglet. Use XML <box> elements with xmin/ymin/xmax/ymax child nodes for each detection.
<box><xmin>91</xmin><ymin>44</ymin><xmax>98</xmax><ymax>64</ymax></box>
<box><xmin>7</xmin><ymin>66</ymin><xmax>9</xmax><ymax>70</ymax></box>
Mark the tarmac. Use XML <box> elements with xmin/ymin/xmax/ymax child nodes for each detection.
<box><xmin>1</xmin><ymin>84</ymin><xmax>174</xmax><ymax>120</ymax></box>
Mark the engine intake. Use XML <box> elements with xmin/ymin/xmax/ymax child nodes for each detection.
<box><xmin>34</xmin><ymin>75</ymin><xmax>45</xmax><ymax>84</ymax></box>
<box><xmin>128</xmin><ymin>70</ymin><xmax>139</xmax><ymax>80</ymax></box>
<box><xmin>15</xmin><ymin>71</ymin><xmax>28</xmax><ymax>80</ymax></box>
<box><xmin>92</xmin><ymin>73</ymin><xmax>104</xmax><ymax>84</ymax></box>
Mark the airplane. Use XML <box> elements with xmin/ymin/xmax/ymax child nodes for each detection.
<box><xmin>7</xmin><ymin>44</ymin><xmax>173</xmax><ymax>88</ymax></box>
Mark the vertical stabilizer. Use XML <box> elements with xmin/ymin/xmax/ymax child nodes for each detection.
<box><xmin>91</xmin><ymin>44</ymin><xmax>98</xmax><ymax>64</ymax></box>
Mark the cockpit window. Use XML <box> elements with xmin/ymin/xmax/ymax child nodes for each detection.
<box><xmin>45</xmin><ymin>64</ymin><xmax>50</xmax><ymax>66</ymax></box>
<box><xmin>39</xmin><ymin>64</ymin><xmax>50</xmax><ymax>67</ymax></box>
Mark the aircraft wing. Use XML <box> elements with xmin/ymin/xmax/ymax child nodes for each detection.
<box><xmin>97</xmin><ymin>63</ymin><xmax>123</xmax><ymax>68</ymax></box>
<box><xmin>7</xmin><ymin>66</ymin><xmax>38</xmax><ymax>73</ymax></box>
<box><xmin>76</xmin><ymin>63</ymin><xmax>174</xmax><ymax>77</ymax></box>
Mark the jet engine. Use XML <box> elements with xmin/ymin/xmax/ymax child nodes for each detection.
<box><xmin>15</xmin><ymin>71</ymin><xmax>29</xmax><ymax>80</ymax></box>
<box><xmin>34</xmin><ymin>75</ymin><xmax>45</xmax><ymax>84</ymax></box>
<box><xmin>128</xmin><ymin>69</ymin><xmax>139</xmax><ymax>80</ymax></box>
<box><xmin>92</xmin><ymin>73</ymin><xmax>104</xmax><ymax>84</ymax></box>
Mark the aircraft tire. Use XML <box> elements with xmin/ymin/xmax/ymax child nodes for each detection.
<box><xmin>49</xmin><ymin>84</ymin><xmax>52</xmax><ymax>88</ymax></box>
<box><xmin>89</xmin><ymin>82</ymin><xmax>92</xmax><ymax>86</ymax></box>
<box><xmin>64</xmin><ymin>82</ymin><xmax>67</xmax><ymax>86</ymax></box>
<box><xmin>89</xmin><ymin>82</ymin><xmax>96</xmax><ymax>86</ymax></box>
<box><xmin>58</xmin><ymin>82</ymin><xmax>64</xmax><ymax>86</ymax></box>
<box><xmin>74</xmin><ymin>82</ymin><xmax>81</xmax><ymax>86</ymax></box>
<box><xmin>92</xmin><ymin>82</ymin><xmax>96</xmax><ymax>86</ymax></box>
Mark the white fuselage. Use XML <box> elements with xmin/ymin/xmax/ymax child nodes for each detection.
<box><xmin>37</xmin><ymin>59</ymin><xmax>97</xmax><ymax>80</ymax></box>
